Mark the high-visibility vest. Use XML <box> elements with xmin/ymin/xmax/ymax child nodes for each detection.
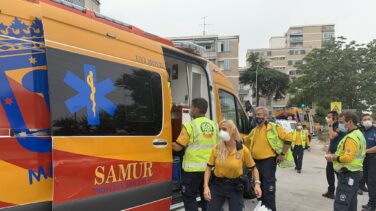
<box><xmin>249</xmin><ymin>122</ymin><xmax>295</xmax><ymax>168</ymax></box>
<box><xmin>182</xmin><ymin>117</ymin><xmax>218</xmax><ymax>172</ymax></box>
<box><xmin>292</xmin><ymin>130</ymin><xmax>307</xmax><ymax>148</ymax></box>
<box><xmin>333</xmin><ymin>129</ymin><xmax>366</xmax><ymax>172</ymax></box>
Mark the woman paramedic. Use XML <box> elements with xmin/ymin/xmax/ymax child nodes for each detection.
<box><xmin>203</xmin><ymin>119</ymin><xmax>262</xmax><ymax>211</ymax></box>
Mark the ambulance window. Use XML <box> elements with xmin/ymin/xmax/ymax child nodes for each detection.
<box><xmin>48</xmin><ymin>48</ymin><xmax>163</xmax><ymax>136</ymax></box>
<box><xmin>219</xmin><ymin>90</ymin><xmax>247</xmax><ymax>134</ymax></box>
<box><xmin>219</xmin><ymin>90</ymin><xmax>237</xmax><ymax>124</ymax></box>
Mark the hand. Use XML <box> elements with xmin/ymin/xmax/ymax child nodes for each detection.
<box><xmin>254</xmin><ymin>184</ymin><xmax>262</xmax><ymax>198</ymax></box>
<box><xmin>203</xmin><ymin>186</ymin><xmax>211</xmax><ymax>201</ymax></box>
<box><xmin>276</xmin><ymin>155</ymin><xmax>285</xmax><ymax>163</ymax></box>
<box><xmin>326</xmin><ymin>118</ymin><xmax>333</xmax><ymax>125</ymax></box>
<box><xmin>325</xmin><ymin>154</ymin><xmax>333</xmax><ymax>162</ymax></box>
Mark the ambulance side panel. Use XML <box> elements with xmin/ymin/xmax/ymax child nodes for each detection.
<box><xmin>0</xmin><ymin>0</ymin><xmax>52</xmax><ymax>210</ymax></box>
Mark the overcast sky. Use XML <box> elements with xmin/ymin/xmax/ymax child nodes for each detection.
<box><xmin>101</xmin><ymin>0</ymin><xmax>376</xmax><ymax>67</ymax></box>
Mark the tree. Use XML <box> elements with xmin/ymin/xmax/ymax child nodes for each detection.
<box><xmin>289</xmin><ymin>37</ymin><xmax>376</xmax><ymax>113</ymax></box>
<box><xmin>240</xmin><ymin>53</ymin><xmax>290</xmax><ymax>106</ymax></box>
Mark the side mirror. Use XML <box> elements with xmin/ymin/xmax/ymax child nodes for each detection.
<box><xmin>245</xmin><ymin>100</ymin><xmax>253</xmax><ymax>112</ymax></box>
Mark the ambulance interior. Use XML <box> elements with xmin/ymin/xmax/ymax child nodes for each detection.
<box><xmin>164</xmin><ymin>56</ymin><xmax>210</xmax><ymax>140</ymax></box>
<box><xmin>164</xmin><ymin>55</ymin><xmax>211</xmax><ymax>200</ymax></box>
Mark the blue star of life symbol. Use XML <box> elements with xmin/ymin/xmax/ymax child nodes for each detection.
<box><xmin>64</xmin><ymin>64</ymin><xmax>116</xmax><ymax>125</ymax></box>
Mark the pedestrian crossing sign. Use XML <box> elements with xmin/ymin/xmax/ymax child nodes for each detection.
<box><xmin>330</xmin><ymin>102</ymin><xmax>342</xmax><ymax>113</ymax></box>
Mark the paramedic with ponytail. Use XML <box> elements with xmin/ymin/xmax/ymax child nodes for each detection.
<box><xmin>203</xmin><ymin>120</ymin><xmax>262</xmax><ymax>211</ymax></box>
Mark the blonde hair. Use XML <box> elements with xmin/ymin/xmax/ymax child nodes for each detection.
<box><xmin>216</xmin><ymin>119</ymin><xmax>241</xmax><ymax>163</ymax></box>
<box><xmin>255</xmin><ymin>106</ymin><xmax>269</xmax><ymax>116</ymax></box>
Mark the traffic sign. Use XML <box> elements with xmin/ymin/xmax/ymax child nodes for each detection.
<box><xmin>330</xmin><ymin>102</ymin><xmax>342</xmax><ymax>113</ymax></box>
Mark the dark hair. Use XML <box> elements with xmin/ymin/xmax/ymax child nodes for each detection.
<box><xmin>342</xmin><ymin>111</ymin><xmax>359</xmax><ymax>125</ymax></box>
<box><xmin>192</xmin><ymin>98</ymin><xmax>208</xmax><ymax>114</ymax></box>
<box><xmin>327</xmin><ymin>111</ymin><xmax>338</xmax><ymax>119</ymax></box>
<box><xmin>361</xmin><ymin>113</ymin><xmax>372</xmax><ymax>119</ymax></box>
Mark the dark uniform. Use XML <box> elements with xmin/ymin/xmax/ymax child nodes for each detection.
<box><xmin>361</xmin><ymin>126</ymin><xmax>376</xmax><ymax>210</ymax></box>
<box><xmin>326</xmin><ymin>131</ymin><xmax>346</xmax><ymax>195</ymax></box>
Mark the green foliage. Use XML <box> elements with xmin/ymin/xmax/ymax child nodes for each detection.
<box><xmin>240</xmin><ymin>53</ymin><xmax>289</xmax><ymax>106</ymax></box>
<box><xmin>314</xmin><ymin>106</ymin><xmax>327</xmax><ymax>125</ymax></box>
<box><xmin>289</xmin><ymin>37</ymin><xmax>376</xmax><ymax>112</ymax></box>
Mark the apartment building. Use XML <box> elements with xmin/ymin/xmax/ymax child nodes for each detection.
<box><xmin>169</xmin><ymin>35</ymin><xmax>240</xmax><ymax>94</ymax></box>
<box><xmin>246</xmin><ymin>24</ymin><xmax>335</xmax><ymax>110</ymax></box>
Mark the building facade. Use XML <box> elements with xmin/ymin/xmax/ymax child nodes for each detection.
<box><xmin>246</xmin><ymin>24</ymin><xmax>335</xmax><ymax>111</ymax></box>
<box><xmin>169</xmin><ymin>35</ymin><xmax>240</xmax><ymax>94</ymax></box>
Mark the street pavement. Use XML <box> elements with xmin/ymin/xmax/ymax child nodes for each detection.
<box><xmin>177</xmin><ymin>138</ymin><xmax>369</xmax><ymax>210</ymax></box>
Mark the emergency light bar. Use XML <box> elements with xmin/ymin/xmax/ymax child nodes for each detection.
<box><xmin>172</xmin><ymin>41</ymin><xmax>205</xmax><ymax>56</ymax></box>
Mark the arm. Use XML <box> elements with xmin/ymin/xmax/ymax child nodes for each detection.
<box><xmin>244</xmin><ymin>147</ymin><xmax>262</xmax><ymax>198</ymax></box>
<box><xmin>328</xmin><ymin>126</ymin><xmax>339</xmax><ymax>140</ymax></box>
<box><xmin>251</xmin><ymin>167</ymin><xmax>262</xmax><ymax>198</ymax></box>
<box><xmin>172</xmin><ymin>127</ymin><xmax>190</xmax><ymax>152</ymax></box>
<box><xmin>332</xmin><ymin>138</ymin><xmax>358</xmax><ymax>163</ymax></box>
<box><xmin>203</xmin><ymin>166</ymin><xmax>212</xmax><ymax>201</ymax></box>
<box><xmin>366</xmin><ymin>146</ymin><xmax>376</xmax><ymax>154</ymax></box>
<box><xmin>172</xmin><ymin>142</ymin><xmax>184</xmax><ymax>151</ymax></box>
<box><xmin>203</xmin><ymin>148</ymin><xmax>216</xmax><ymax>202</ymax></box>
<box><xmin>276</xmin><ymin>127</ymin><xmax>292</xmax><ymax>162</ymax></box>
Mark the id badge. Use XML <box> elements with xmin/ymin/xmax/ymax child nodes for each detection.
<box><xmin>236</xmin><ymin>152</ymin><xmax>241</xmax><ymax>159</ymax></box>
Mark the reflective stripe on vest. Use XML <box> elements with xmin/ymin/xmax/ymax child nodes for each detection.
<box><xmin>182</xmin><ymin>117</ymin><xmax>218</xmax><ymax>172</ymax></box>
<box><xmin>333</xmin><ymin>129</ymin><xmax>366</xmax><ymax>172</ymax></box>
<box><xmin>248</xmin><ymin>122</ymin><xmax>295</xmax><ymax>168</ymax></box>
<box><xmin>292</xmin><ymin>130</ymin><xmax>307</xmax><ymax>148</ymax></box>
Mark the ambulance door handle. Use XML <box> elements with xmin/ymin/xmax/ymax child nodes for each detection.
<box><xmin>152</xmin><ymin>139</ymin><xmax>168</xmax><ymax>148</ymax></box>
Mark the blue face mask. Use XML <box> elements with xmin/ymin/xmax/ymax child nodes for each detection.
<box><xmin>338</xmin><ymin>123</ymin><xmax>347</xmax><ymax>132</ymax></box>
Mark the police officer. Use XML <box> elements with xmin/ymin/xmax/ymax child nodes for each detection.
<box><xmin>360</xmin><ymin>114</ymin><xmax>376</xmax><ymax>211</ymax></box>
<box><xmin>325</xmin><ymin>112</ymin><xmax>366</xmax><ymax>211</ymax></box>
<box><xmin>323</xmin><ymin>111</ymin><xmax>346</xmax><ymax>199</ymax></box>
<box><xmin>244</xmin><ymin>107</ymin><xmax>294</xmax><ymax>211</ymax></box>
<box><xmin>203</xmin><ymin>119</ymin><xmax>262</xmax><ymax>211</ymax></box>
<box><xmin>172</xmin><ymin>98</ymin><xmax>218</xmax><ymax>211</ymax></box>
<box><xmin>292</xmin><ymin>122</ymin><xmax>310</xmax><ymax>173</ymax></box>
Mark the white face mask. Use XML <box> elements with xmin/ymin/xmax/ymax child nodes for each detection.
<box><xmin>297</xmin><ymin>126</ymin><xmax>302</xmax><ymax>130</ymax></box>
<box><xmin>220</xmin><ymin>130</ymin><xmax>231</xmax><ymax>142</ymax></box>
<box><xmin>363</xmin><ymin>120</ymin><xmax>373</xmax><ymax>129</ymax></box>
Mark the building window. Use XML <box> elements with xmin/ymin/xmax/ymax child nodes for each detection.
<box><xmin>271</xmin><ymin>56</ymin><xmax>285</xmax><ymax>61</ymax></box>
<box><xmin>288</xmin><ymin>60</ymin><xmax>293</xmax><ymax>65</ymax></box>
<box><xmin>323</xmin><ymin>31</ymin><xmax>335</xmax><ymax>41</ymax></box>
<box><xmin>267</xmin><ymin>51</ymin><xmax>272</xmax><ymax>56</ymax></box>
<box><xmin>300</xmin><ymin>50</ymin><xmax>305</xmax><ymax>54</ymax></box>
<box><xmin>288</xmin><ymin>50</ymin><xmax>294</xmax><ymax>55</ymax></box>
<box><xmin>274</xmin><ymin>66</ymin><xmax>286</xmax><ymax>71</ymax></box>
<box><xmin>65</xmin><ymin>0</ymin><xmax>85</xmax><ymax>7</ymax></box>
<box><xmin>218</xmin><ymin>40</ymin><xmax>231</xmax><ymax>52</ymax></box>
<box><xmin>224</xmin><ymin>59</ymin><xmax>232</xmax><ymax>71</ymax></box>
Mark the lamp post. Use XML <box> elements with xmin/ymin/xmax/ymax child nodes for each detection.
<box><xmin>255</xmin><ymin>61</ymin><xmax>260</xmax><ymax>106</ymax></box>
